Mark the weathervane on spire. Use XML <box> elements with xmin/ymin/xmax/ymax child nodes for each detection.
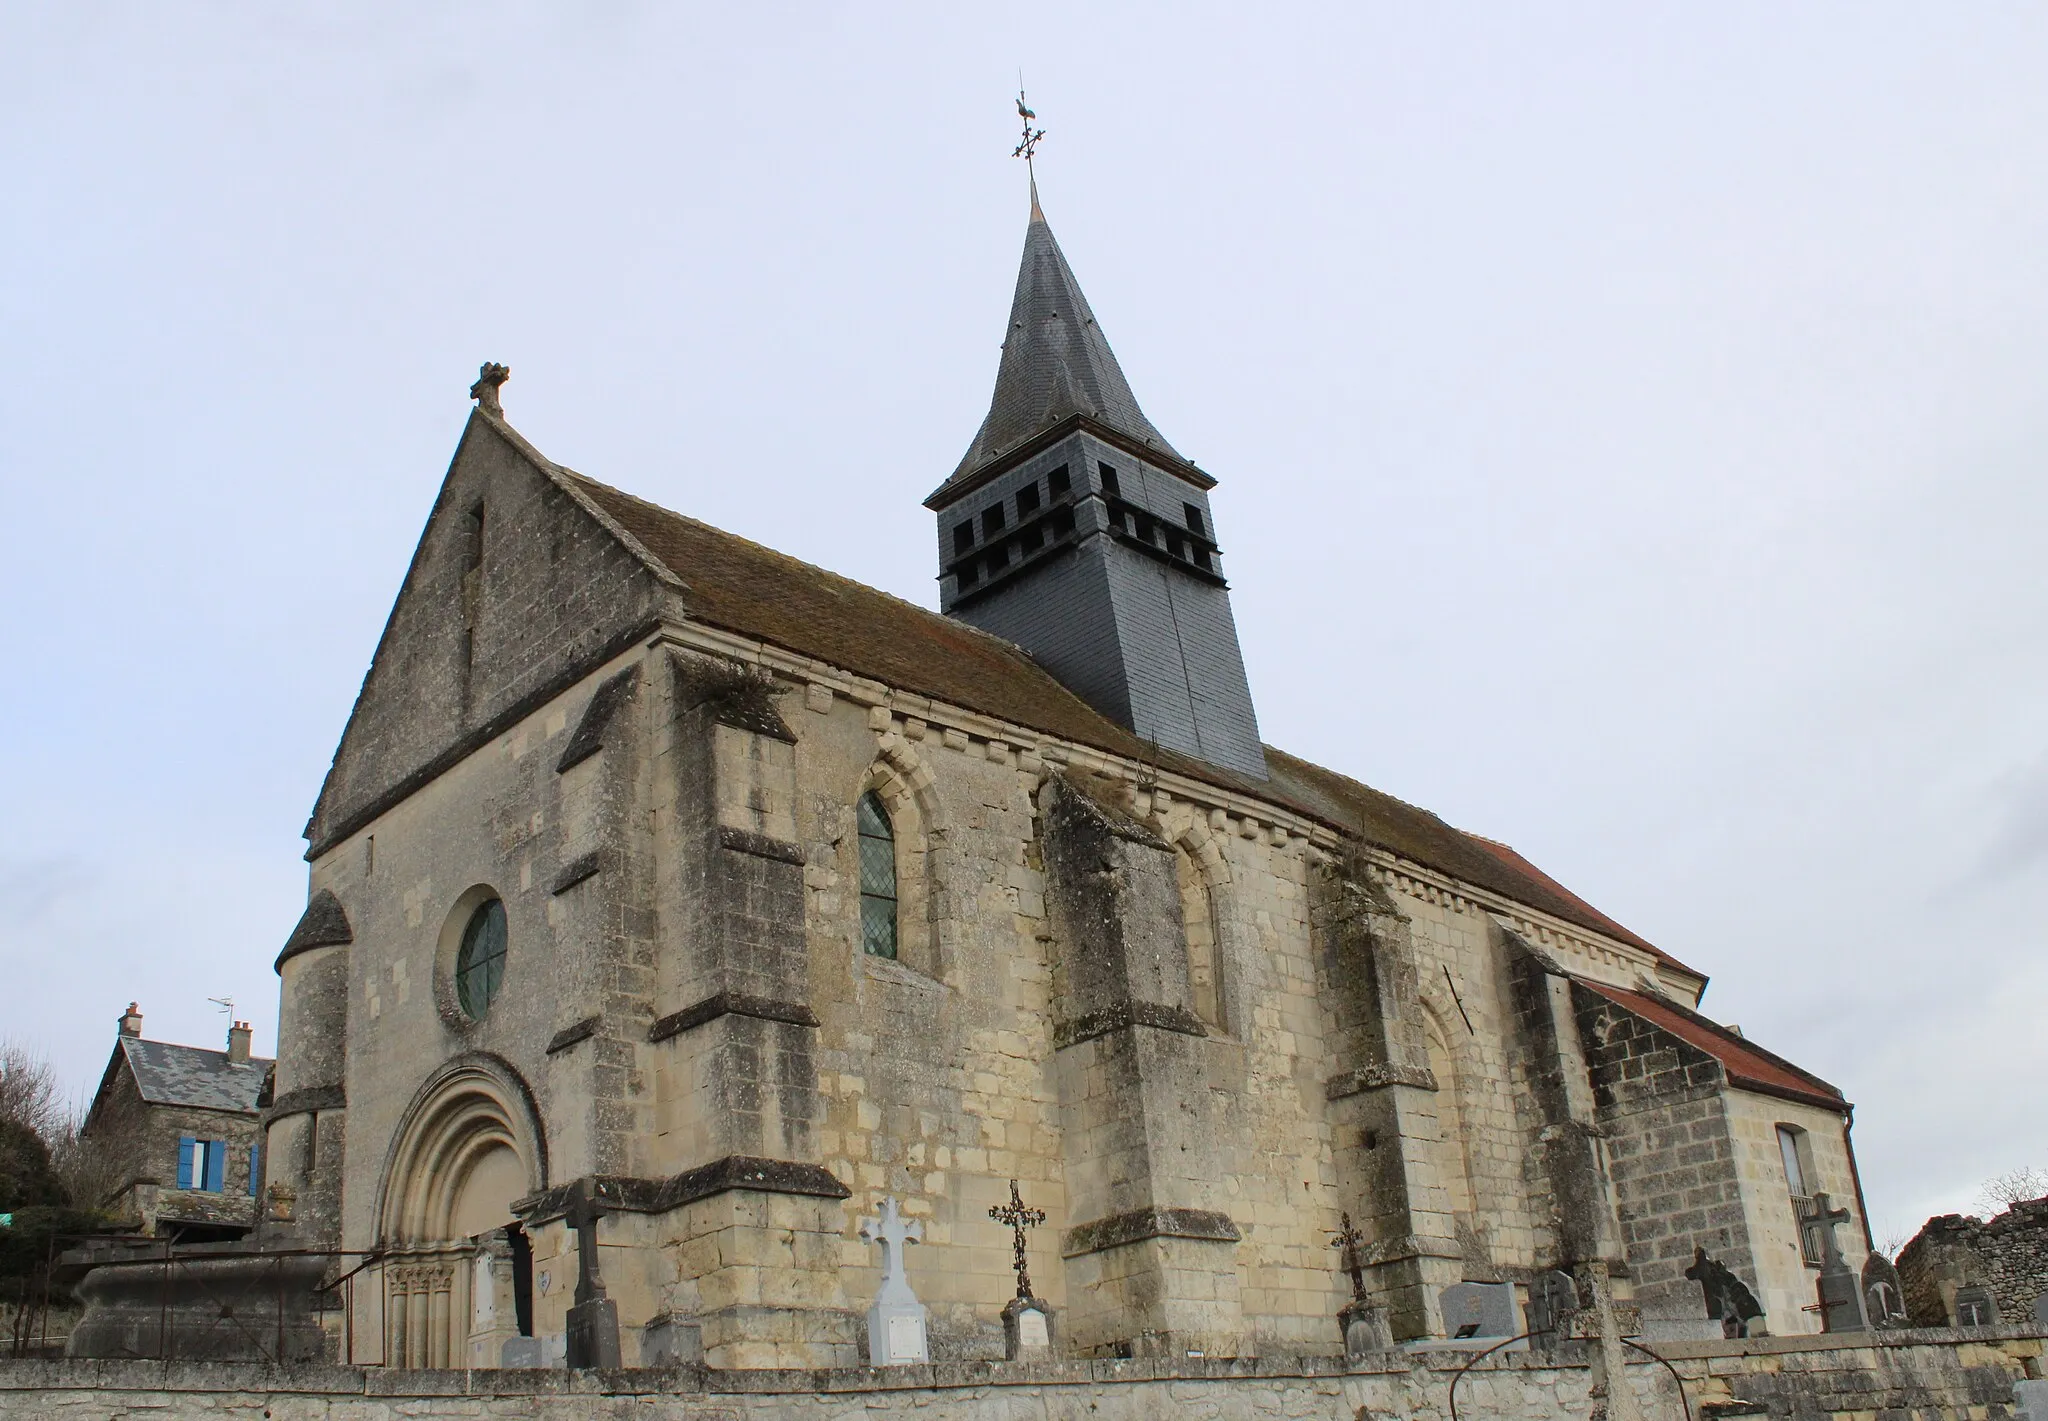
<box><xmin>1012</xmin><ymin>85</ymin><xmax>1045</xmax><ymax>171</ymax></box>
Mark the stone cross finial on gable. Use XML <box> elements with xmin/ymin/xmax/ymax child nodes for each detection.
<box><xmin>859</xmin><ymin>1196</ymin><xmax>923</xmax><ymax>1305</ymax></box>
<box><xmin>470</xmin><ymin>362</ymin><xmax>509</xmax><ymax>416</ymax></box>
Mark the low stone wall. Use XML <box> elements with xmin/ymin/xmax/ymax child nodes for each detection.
<box><xmin>2</xmin><ymin>1328</ymin><xmax>2043</xmax><ymax>1420</ymax></box>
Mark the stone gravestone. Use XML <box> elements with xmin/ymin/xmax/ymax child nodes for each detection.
<box><xmin>563</xmin><ymin>1183</ymin><xmax>623</xmax><ymax>1368</ymax></box>
<box><xmin>501</xmin><ymin>1333</ymin><xmax>567</xmax><ymax>1368</ymax></box>
<box><xmin>1526</xmin><ymin>1270</ymin><xmax>1580</xmax><ymax>1348</ymax></box>
<box><xmin>1954</xmin><ymin>1284</ymin><xmax>1998</xmax><ymax>1328</ymax></box>
<box><xmin>859</xmin><ymin>1197</ymin><xmax>929</xmax><ymax>1365</ymax></box>
<box><xmin>639</xmin><ymin>1311</ymin><xmax>702</xmax><ymax>1367</ymax></box>
<box><xmin>1807</xmin><ymin>1193</ymin><xmax>1868</xmax><ymax>1334</ymax></box>
<box><xmin>1685</xmin><ymin>1247</ymin><xmax>1766</xmax><ymax>1339</ymax></box>
<box><xmin>1439</xmin><ymin>1281</ymin><xmax>1516</xmax><ymax>1341</ymax></box>
<box><xmin>1861</xmin><ymin>1253</ymin><xmax>1909</xmax><ymax>1329</ymax></box>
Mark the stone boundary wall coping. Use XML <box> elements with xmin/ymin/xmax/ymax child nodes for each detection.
<box><xmin>4</xmin><ymin>1328</ymin><xmax>2043</xmax><ymax>1400</ymax></box>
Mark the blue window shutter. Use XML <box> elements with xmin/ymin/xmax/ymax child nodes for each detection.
<box><xmin>204</xmin><ymin>1140</ymin><xmax>226</xmax><ymax>1193</ymax></box>
<box><xmin>248</xmin><ymin>1143</ymin><xmax>261</xmax><ymax>1196</ymax></box>
<box><xmin>176</xmin><ymin>1136</ymin><xmax>195</xmax><ymax>1189</ymax></box>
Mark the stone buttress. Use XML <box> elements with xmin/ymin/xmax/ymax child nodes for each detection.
<box><xmin>1037</xmin><ymin>773</ymin><xmax>1244</xmax><ymax>1357</ymax></box>
<box><xmin>634</xmin><ymin>650</ymin><xmax>853</xmax><ymax>1367</ymax></box>
<box><xmin>1310</xmin><ymin>854</ymin><xmax>1466</xmax><ymax>1341</ymax></box>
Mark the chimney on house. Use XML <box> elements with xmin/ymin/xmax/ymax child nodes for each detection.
<box><xmin>118</xmin><ymin>1003</ymin><xmax>143</xmax><ymax>1038</ymax></box>
<box><xmin>227</xmin><ymin>1020</ymin><xmax>252</xmax><ymax>1065</ymax></box>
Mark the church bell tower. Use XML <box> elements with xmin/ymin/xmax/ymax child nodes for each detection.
<box><xmin>927</xmin><ymin>191</ymin><xmax>1267</xmax><ymax>779</ymax></box>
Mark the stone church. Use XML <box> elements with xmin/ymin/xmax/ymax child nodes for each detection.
<box><xmin>262</xmin><ymin>187</ymin><xmax>1869</xmax><ymax>1369</ymax></box>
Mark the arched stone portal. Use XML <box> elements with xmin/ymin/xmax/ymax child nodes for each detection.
<box><xmin>374</xmin><ymin>1055</ymin><xmax>546</xmax><ymax>1368</ymax></box>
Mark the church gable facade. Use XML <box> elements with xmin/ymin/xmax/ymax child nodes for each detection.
<box><xmin>262</xmin><ymin>198</ymin><xmax>1867</xmax><ymax>1371</ymax></box>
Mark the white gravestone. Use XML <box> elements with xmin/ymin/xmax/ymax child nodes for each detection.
<box><xmin>859</xmin><ymin>1197</ymin><xmax>930</xmax><ymax>1365</ymax></box>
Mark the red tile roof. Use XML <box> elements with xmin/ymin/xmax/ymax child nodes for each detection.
<box><xmin>1578</xmin><ymin>979</ymin><xmax>1848</xmax><ymax>1113</ymax></box>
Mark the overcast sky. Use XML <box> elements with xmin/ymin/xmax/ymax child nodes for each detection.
<box><xmin>3</xmin><ymin>3</ymin><xmax>2044</xmax><ymax>1250</ymax></box>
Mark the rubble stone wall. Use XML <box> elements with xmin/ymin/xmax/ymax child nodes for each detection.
<box><xmin>1902</xmin><ymin>1201</ymin><xmax>2048</xmax><ymax>1328</ymax></box>
<box><xmin>4</xmin><ymin>1330</ymin><xmax>2044</xmax><ymax>1421</ymax></box>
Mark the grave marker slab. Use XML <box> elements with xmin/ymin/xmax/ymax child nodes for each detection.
<box><xmin>1439</xmin><ymin>1281</ymin><xmax>1515</xmax><ymax>1340</ymax></box>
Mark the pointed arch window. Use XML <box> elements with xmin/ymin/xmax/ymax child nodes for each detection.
<box><xmin>857</xmin><ymin>792</ymin><xmax>898</xmax><ymax>959</ymax></box>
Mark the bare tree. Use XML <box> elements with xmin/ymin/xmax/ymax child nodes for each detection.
<box><xmin>1976</xmin><ymin>1167</ymin><xmax>2048</xmax><ymax>1216</ymax></box>
<box><xmin>47</xmin><ymin>1119</ymin><xmax>124</xmax><ymax>1214</ymax></box>
<box><xmin>0</xmin><ymin>1042</ymin><xmax>63</xmax><ymax>1140</ymax></box>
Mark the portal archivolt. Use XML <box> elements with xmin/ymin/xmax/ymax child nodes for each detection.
<box><xmin>374</xmin><ymin>1055</ymin><xmax>546</xmax><ymax>1367</ymax></box>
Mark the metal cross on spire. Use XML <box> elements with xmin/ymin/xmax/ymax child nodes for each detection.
<box><xmin>989</xmin><ymin>1178</ymin><xmax>1046</xmax><ymax>1300</ymax></box>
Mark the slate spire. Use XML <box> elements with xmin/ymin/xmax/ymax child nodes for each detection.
<box><xmin>943</xmin><ymin>197</ymin><xmax>1182</xmax><ymax>489</ymax></box>
<box><xmin>928</xmin><ymin>190</ymin><xmax>1268</xmax><ymax>781</ymax></box>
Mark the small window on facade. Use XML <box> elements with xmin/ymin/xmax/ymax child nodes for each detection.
<box><xmin>456</xmin><ymin>898</ymin><xmax>508</xmax><ymax>1019</ymax></box>
<box><xmin>1016</xmin><ymin>483</ymin><xmax>1041</xmax><ymax>516</ymax></box>
<box><xmin>1777</xmin><ymin>1126</ymin><xmax>1808</xmax><ymax>1196</ymax></box>
<box><xmin>1098</xmin><ymin>463</ymin><xmax>1120</xmax><ymax>497</ymax></box>
<box><xmin>1135</xmin><ymin>512</ymin><xmax>1155</xmax><ymax>543</ymax></box>
<box><xmin>1778</xmin><ymin>1124</ymin><xmax>1824</xmax><ymax>1267</ymax></box>
<box><xmin>857</xmin><ymin>791</ymin><xmax>898</xmax><ymax>959</ymax></box>
<box><xmin>177</xmin><ymin>1136</ymin><xmax>230</xmax><ymax>1192</ymax></box>
<box><xmin>1050</xmin><ymin>508</ymin><xmax>1076</xmax><ymax>538</ymax></box>
<box><xmin>1021</xmin><ymin>524</ymin><xmax>1044</xmax><ymax>553</ymax></box>
<box><xmin>1192</xmin><ymin>546</ymin><xmax>1212</xmax><ymax>570</ymax></box>
<box><xmin>982</xmin><ymin>505</ymin><xmax>1006</xmax><ymax>538</ymax></box>
<box><xmin>1165</xmin><ymin>531</ymin><xmax>1185</xmax><ymax>559</ymax></box>
<box><xmin>988</xmin><ymin>543</ymin><xmax>1009</xmax><ymax>571</ymax></box>
<box><xmin>1183</xmin><ymin>503</ymin><xmax>1206</xmax><ymax>536</ymax></box>
<box><xmin>1048</xmin><ymin>465</ymin><xmax>1071</xmax><ymax>498</ymax></box>
<box><xmin>953</xmin><ymin>523</ymin><xmax>974</xmax><ymax>556</ymax></box>
<box><xmin>959</xmin><ymin>560</ymin><xmax>980</xmax><ymax>589</ymax></box>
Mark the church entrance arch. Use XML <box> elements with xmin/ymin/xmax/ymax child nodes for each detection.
<box><xmin>374</xmin><ymin>1054</ymin><xmax>547</xmax><ymax>1367</ymax></box>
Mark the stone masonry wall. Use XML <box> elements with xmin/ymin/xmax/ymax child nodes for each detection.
<box><xmin>1902</xmin><ymin>1201</ymin><xmax>2048</xmax><ymax>1328</ymax></box>
<box><xmin>6</xmin><ymin>1330</ymin><xmax>2046</xmax><ymax>1420</ymax></box>
<box><xmin>1572</xmin><ymin>982</ymin><xmax>1760</xmax><ymax>1324</ymax></box>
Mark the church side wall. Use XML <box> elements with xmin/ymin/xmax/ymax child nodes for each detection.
<box><xmin>1383</xmin><ymin>885</ymin><xmax>1550</xmax><ymax>1277</ymax></box>
<box><xmin>793</xmin><ymin>696</ymin><xmax>1068</xmax><ymax>1360</ymax></box>
<box><xmin>1723</xmin><ymin>1089</ymin><xmax>1864</xmax><ymax>1335</ymax></box>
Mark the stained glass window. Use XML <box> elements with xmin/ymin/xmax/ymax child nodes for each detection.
<box><xmin>457</xmin><ymin>898</ymin><xmax>508</xmax><ymax>1018</ymax></box>
<box><xmin>857</xmin><ymin>792</ymin><xmax>898</xmax><ymax>959</ymax></box>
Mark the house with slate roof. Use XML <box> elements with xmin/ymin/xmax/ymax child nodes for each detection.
<box><xmin>256</xmin><ymin>183</ymin><xmax>1869</xmax><ymax>1369</ymax></box>
<box><xmin>80</xmin><ymin>1003</ymin><xmax>272</xmax><ymax>1242</ymax></box>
